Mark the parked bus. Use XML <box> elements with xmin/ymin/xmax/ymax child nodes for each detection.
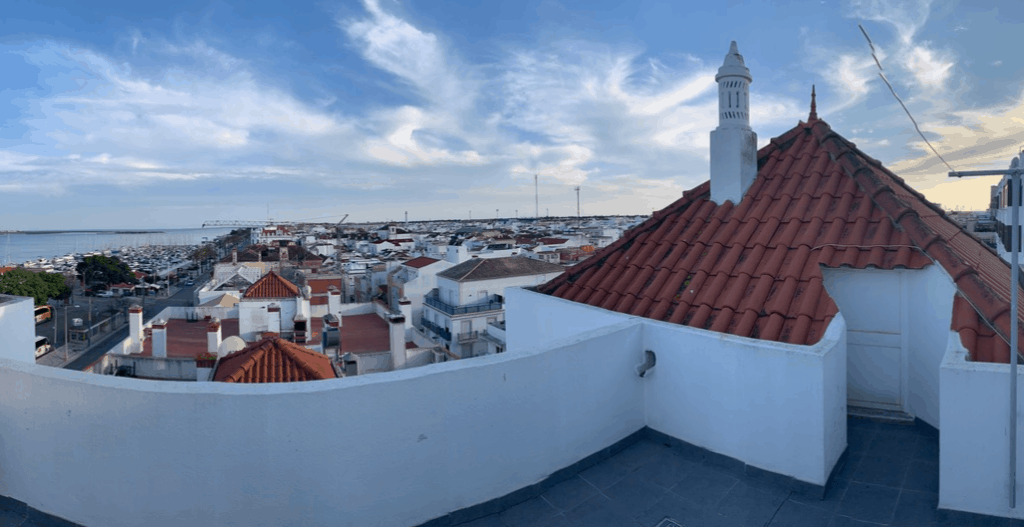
<box><xmin>34</xmin><ymin>336</ymin><xmax>52</xmax><ymax>359</ymax></box>
<box><xmin>34</xmin><ymin>305</ymin><xmax>53</xmax><ymax>325</ymax></box>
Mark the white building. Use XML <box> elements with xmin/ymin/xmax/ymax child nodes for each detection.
<box><xmin>421</xmin><ymin>256</ymin><xmax>563</xmax><ymax>358</ymax></box>
<box><xmin>386</xmin><ymin>256</ymin><xmax>453</xmax><ymax>334</ymax></box>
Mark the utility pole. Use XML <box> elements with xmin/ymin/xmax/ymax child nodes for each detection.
<box><xmin>64</xmin><ymin>303</ymin><xmax>68</xmax><ymax>362</ymax></box>
<box><xmin>535</xmin><ymin>174</ymin><xmax>539</xmax><ymax>218</ymax></box>
<box><xmin>496</xmin><ymin>209</ymin><xmax>499</xmax><ymax>219</ymax></box>
<box><xmin>949</xmin><ymin>153</ymin><xmax>1024</xmax><ymax>509</ymax></box>
<box><xmin>575</xmin><ymin>186</ymin><xmax>581</xmax><ymax>228</ymax></box>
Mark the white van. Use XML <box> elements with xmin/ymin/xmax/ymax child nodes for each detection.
<box><xmin>34</xmin><ymin>336</ymin><xmax>52</xmax><ymax>359</ymax></box>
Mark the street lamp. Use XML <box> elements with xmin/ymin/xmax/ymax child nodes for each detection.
<box><xmin>949</xmin><ymin>153</ymin><xmax>1024</xmax><ymax>508</ymax></box>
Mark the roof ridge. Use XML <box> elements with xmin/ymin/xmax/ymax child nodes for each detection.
<box><xmin>460</xmin><ymin>258</ymin><xmax>488</xmax><ymax>281</ymax></box>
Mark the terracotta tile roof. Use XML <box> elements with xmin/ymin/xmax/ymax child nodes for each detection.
<box><xmin>540</xmin><ymin>117</ymin><xmax>1024</xmax><ymax>362</ymax></box>
<box><xmin>307</xmin><ymin>277</ymin><xmax>342</xmax><ymax>295</ymax></box>
<box><xmin>213</xmin><ymin>337</ymin><xmax>336</xmax><ymax>383</ymax></box>
<box><xmin>403</xmin><ymin>256</ymin><xmax>440</xmax><ymax>268</ymax></box>
<box><xmin>242</xmin><ymin>271</ymin><xmax>300</xmax><ymax>299</ymax></box>
<box><xmin>539</xmin><ymin>238</ymin><xmax>569</xmax><ymax>245</ymax></box>
<box><xmin>141</xmin><ymin>319</ymin><xmax>241</xmax><ymax>358</ymax></box>
<box><xmin>438</xmin><ymin>256</ymin><xmax>565</xmax><ymax>282</ymax></box>
<box><xmin>340</xmin><ymin>313</ymin><xmax>390</xmax><ymax>354</ymax></box>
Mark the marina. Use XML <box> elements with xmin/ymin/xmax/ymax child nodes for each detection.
<box><xmin>1</xmin><ymin>227</ymin><xmax>235</xmax><ymax>272</ymax></box>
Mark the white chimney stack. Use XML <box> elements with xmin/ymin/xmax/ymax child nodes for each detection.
<box><xmin>151</xmin><ymin>320</ymin><xmax>168</xmax><ymax>358</ymax></box>
<box><xmin>207</xmin><ymin>318</ymin><xmax>222</xmax><ymax>355</ymax></box>
<box><xmin>129</xmin><ymin>304</ymin><xmax>144</xmax><ymax>353</ymax></box>
<box><xmin>710</xmin><ymin>41</ymin><xmax>757</xmax><ymax>206</ymax></box>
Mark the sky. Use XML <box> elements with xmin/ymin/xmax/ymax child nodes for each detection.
<box><xmin>1</xmin><ymin>0</ymin><xmax>1022</xmax><ymax>229</ymax></box>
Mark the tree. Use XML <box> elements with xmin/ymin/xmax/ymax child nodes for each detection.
<box><xmin>0</xmin><ymin>269</ymin><xmax>72</xmax><ymax>305</ymax></box>
<box><xmin>76</xmin><ymin>255</ymin><xmax>137</xmax><ymax>288</ymax></box>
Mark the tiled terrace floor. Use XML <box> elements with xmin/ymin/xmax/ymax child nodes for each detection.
<box><xmin>450</xmin><ymin>417</ymin><xmax>1024</xmax><ymax>527</ymax></box>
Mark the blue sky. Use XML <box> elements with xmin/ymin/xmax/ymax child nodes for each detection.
<box><xmin>1</xmin><ymin>0</ymin><xmax>1021</xmax><ymax>229</ymax></box>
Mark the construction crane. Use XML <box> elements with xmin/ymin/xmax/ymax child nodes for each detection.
<box><xmin>202</xmin><ymin>214</ymin><xmax>348</xmax><ymax>228</ymax></box>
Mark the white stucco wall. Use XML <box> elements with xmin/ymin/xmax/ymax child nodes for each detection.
<box><xmin>0</xmin><ymin>321</ymin><xmax>645</xmax><ymax>527</ymax></box>
<box><xmin>905</xmin><ymin>265</ymin><xmax>956</xmax><ymax>428</ymax></box>
<box><xmin>0</xmin><ymin>295</ymin><xmax>34</xmax><ymax>363</ymax></box>
<box><xmin>821</xmin><ymin>265</ymin><xmax>954</xmax><ymax>429</ymax></box>
<box><xmin>643</xmin><ymin>315</ymin><xmax>847</xmax><ymax>486</ymax></box>
<box><xmin>238</xmin><ymin>300</ymin><xmax>297</xmax><ymax>341</ymax></box>
<box><xmin>940</xmin><ymin>331</ymin><xmax>1024</xmax><ymax>518</ymax></box>
<box><xmin>505</xmin><ymin>287</ymin><xmax>847</xmax><ymax>485</ymax></box>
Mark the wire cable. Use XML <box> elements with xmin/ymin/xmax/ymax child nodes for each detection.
<box><xmin>858</xmin><ymin>24</ymin><xmax>955</xmax><ymax>173</ymax></box>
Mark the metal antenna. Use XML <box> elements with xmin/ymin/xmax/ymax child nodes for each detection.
<box><xmin>574</xmin><ymin>186</ymin><xmax>581</xmax><ymax>228</ymax></box>
<box><xmin>858</xmin><ymin>24</ymin><xmax>953</xmax><ymax>172</ymax></box>
<box><xmin>535</xmin><ymin>174</ymin><xmax>539</xmax><ymax>218</ymax></box>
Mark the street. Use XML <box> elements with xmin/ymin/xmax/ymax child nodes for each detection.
<box><xmin>34</xmin><ymin>269</ymin><xmax>211</xmax><ymax>370</ymax></box>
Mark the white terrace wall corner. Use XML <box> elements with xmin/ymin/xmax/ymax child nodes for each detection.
<box><xmin>504</xmin><ymin>287</ymin><xmax>848</xmax><ymax>486</ymax></box>
<box><xmin>0</xmin><ymin>295</ymin><xmax>33</xmax><ymax>363</ymax></box>
<box><xmin>905</xmin><ymin>264</ymin><xmax>957</xmax><ymax>428</ymax></box>
<box><xmin>0</xmin><ymin>321</ymin><xmax>645</xmax><ymax>527</ymax></box>
<box><xmin>940</xmin><ymin>330</ymin><xmax>1024</xmax><ymax>519</ymax></box>
<box><xmin>642</xmin><ymin>313</ymin><xmax>847</xmax><ymax>486</ymax></box>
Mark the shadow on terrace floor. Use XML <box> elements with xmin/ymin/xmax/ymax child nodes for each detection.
<box><xmin>445</xmin><ymin>417</ymin><xmax>1024</xmax><ymax>527</ymax></box>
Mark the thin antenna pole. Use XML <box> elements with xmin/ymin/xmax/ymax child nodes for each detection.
<box><xmin>535</xmin><ymin>174</ymin><xmax>539</xmax><ymax>218</ymax></box>
<box><xmin>575</xmin><ymin>186</ymin><xmax>581</xmax><ymax>228</ymax></box>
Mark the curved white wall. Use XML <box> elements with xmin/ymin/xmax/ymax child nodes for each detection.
<box><xmin>0</xmin><ymin>321</ymin><xmax>646</xmax><ymax>527</ymax></box>
<box><xmin>0</xmin><ymin>295</ymin><xmax>33</xmax><ymax>363</ymax></box>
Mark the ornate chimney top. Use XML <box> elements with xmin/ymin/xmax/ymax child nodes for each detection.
<box><xmin>809</xmin><ymin>85</ymin><xmax>818</xmax><ymax>121</ymax></box>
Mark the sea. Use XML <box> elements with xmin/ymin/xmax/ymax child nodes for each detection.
<box><xmin>1</xmin><ymin>228</ymin><xmax>237</xmax><ymax>267</ymax></box>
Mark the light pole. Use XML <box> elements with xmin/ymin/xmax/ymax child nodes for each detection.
<box><xmin>949</xmin><ymin>153</ymin><xmax>1024</xmax><ymax>508</ymax></box>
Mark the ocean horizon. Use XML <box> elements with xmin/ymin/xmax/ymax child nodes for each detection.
<box><xmin>1</xmin><ymin>227</ymin><xmax>237</xmax><ymax>267</ymax></box>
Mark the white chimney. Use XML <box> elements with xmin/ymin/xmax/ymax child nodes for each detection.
<box><xmin>152</xmin><ymin>320</ymin><xmax>168</xmax><ymax>358</ymax></box>
<box><xmin>207</xmin><ymin>318</ymin><xmax>222</xmax><ymax>354</ymax></box>
<box><xmin>232</xmin><ymin>248</ymin><xmax>238</xmax><ymax>265</ymax></box>
<box><xmin>388</xmin><ymin>313</ymin><xmax>406</xmax><ymax>370</ymax></box>
<box><xmin>129</xmin><ymin>304</ymin><xmax>144</xmax><ymax>353</ymax></box>
<box><xmin>328</xmin><ymin>286</ymin><xmax>341</xmax><ymax>315</ymax></box>
<box><xmin>710</xmin><ymin>41</ymin><xmax>757</xmax><ymax>206</ymax></box>
<box><xmin>267</xmin><ymin>304</ymin><xmax>281</xmax><ymax>335</ymax></box>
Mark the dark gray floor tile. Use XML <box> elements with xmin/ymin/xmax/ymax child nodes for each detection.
<box><xmin>453</xmin><ymin>513</ymin><xmax>505</xmax><ymax>527</ymax></box>
<box><xmin>578</xmin><ymin>458</ymin><xmax>632</xmax><ymax>491</ymax></box>
<box><xmin>632</xmin><ymin>450</ymin><xmax>697</xmax><ymax>489</ymax></box>
<box><xmin>768</xmin><ymin>499</ymin><xmax>832</xmax><ymax>527</ymax></box>
<box><xmin>531</xmin><ymin>514</ymin><xmax>571</xmax><ymax>527</ymax></box>
<box><xmin>541</xmin><ymin>475</ymin><xmax>597</xmax><ymax>512</ymax></box>
<box><xmin>612</xmin><ymin>441</ymin><xmax>667</xmax><ymax>472</ymax></box>
<box><xmin>636</xmin><ymin>492</ymin><xmax>708</xmax><ymax>527</ymax></box>
<box><xmin>848</xmin><ymin>428</ymin><xmax>877</xmax><ymax>454</ymax></box>
<box><xmin>710</xmin><ymin>481</ymin><xmax>788</xmax><ymax>527</ymax></box>
<box><xmin>851</xmin><ymin>454</ymin><xmax>911</xmax><ymax>488</ymax></box>
<box><xmin>828</xmin><ymin>515</ymin><xmax>886</xmax><ymax>526</ymax></box>
<box><xmin>868</xmin><ymin>431</ymin><xmax>918</xmax><ymax>459</ymax></box>
<box><xmin>891</xmin><ymin>489</ymin><xmax>938</xmax><ymax>526</ymax></box>
<box><xmin>563</xmin><ymin>494</ymin><xmax>641</xmax><ymax>527</ymax></box>
<box><xmin>834</xmin><ymin>454</ymin><xmax>863</xmax><ymax>481</ymax></box>
<box><xmin>876</xmin><ymin>422</ymin><xmax>920</xmax><ymax>436</ymax></box>
<box><xmin>837</xmin><ymin>481</ymin><xmax>900</xmax><ymax>524</ymax></box>
<box><xmin>791</xmin><ymin>478</ymin><xmax>850</xmax><ymax>513</ymax></box>
<box><xmin>603</xmin><ymin>473</ymin><xmax>668</xmax><ymax>519</ymax></box>
<box><xmin>0</xmin><ymin>508</ymin><xmax>25</xmax><ymax>527</ymax></box>
<box><xmin>914</xmin><ymin>436</ymin><xmax>939</xmax><ymax>462</ymax></box>
<box><xmin>498</xmin><ymin>497</ymin><xmax>558</xmax><ymax>527</ymax></box>
<box><xmin>847</xmin><ymin>417</ymin><xmax>878</xmax><ymax>431</ymax></box>
<box><xmin>903</xmin><ymin>460</ymin><xmax>939</xmax><ymax>493</ymax></box>
<box><xmin>669</xmin><ymin>463</ymin><xmax>739</xmax><ymax>508</ymax></box>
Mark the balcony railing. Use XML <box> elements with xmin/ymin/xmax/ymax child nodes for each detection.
<box><xmin>421</xmin><ymin>318</ymin><xmax>451</xmax><ymax>342</ymax></box>
<box><xmin>425</xmin><ymin>291</ymin><xmax>503</xmax><ymax>316</ymax></box>
<box><xmin>457</xmin><ymin>331</ymin><xmax>480</xmax><ymax>342</ymax></box>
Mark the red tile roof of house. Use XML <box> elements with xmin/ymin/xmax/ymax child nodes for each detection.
<box><xmin>213</xmin><ymin>336</ymin><xmax>336</xmax><ymax>383</ymax></box>
<box><xmin>242</xmin><ymin>271</ymin><xmax>300</xmax><ymax>299</ymax></box>
<box><xmin>403</xmin><ymin>256</ymin><xmax>440</xmax><ymax>268</ymax></box>
<box><xmin>141</xmin><ymin>319</ymin><xmax>241</xmax><ymax>358</ymax></box>
<box><xmin>539</xmin><ymin>238</ymin><xmax>569</xmax><ymax>245</ymax></box>
<box><xmin>307</xmin><ymin>277</ymin><xmax>342</xmax><ymax>295</ymax></box>
<box><xmin>340</xmin><ymin>313</ymin><xmax>390</xmax><ymax>354</ymax></box>
<box><xmin>539</xmin><ymin>116</ymin><xmax>1024</xmax><ymax>363</ymax></box>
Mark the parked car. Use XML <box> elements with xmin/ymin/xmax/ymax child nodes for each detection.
<box><xmin>97</xmin><ymin>291</ymin><xmax>115</xmax><ymax>298</ymax></box>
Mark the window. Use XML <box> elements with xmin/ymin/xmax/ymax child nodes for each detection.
<box><xmin>479</xmin><ymin>289</ymin><xmax>488</xmax><ymax>300</ymax></box>
<box><xmin>461</xmin><ymin>321</ymin><xmax>471</xmax><ymax>334</ymax></box>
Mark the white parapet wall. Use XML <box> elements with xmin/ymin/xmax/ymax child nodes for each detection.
<box><xmin>0</xmin><ymin>295</ymin><xmax>34</xmax><ymax>363</ymax></box>
<box><xmin>643</xmin><ymin>314</ymin><xmax>847</xmax><ymax>486</ymax></box>
<box><xmin>0</xmin><ymin>321</ymin><xmax>646</xmax><ymax>527</ymax></box>
<box><xmin>505</xmin><ymin>287</ymin><xmax>847</xmax><ymax>486</ymax></box>
<box><xmin>940</xmin><ymin>330</ymin><xmax>1024</xmax><ymax>519</ymax></box>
